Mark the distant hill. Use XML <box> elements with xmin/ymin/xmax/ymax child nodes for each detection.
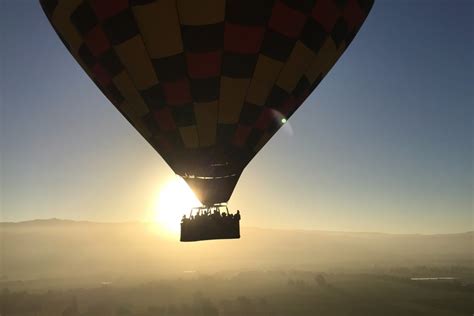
<box><xmin>1</xmin><ymin>219</ymin><xmax>472</xmax><ymax>281</ymax></box>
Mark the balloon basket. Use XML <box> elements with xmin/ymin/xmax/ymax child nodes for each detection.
<box><xmin>180</xmin><ymin>204</ymin><xmax>240</xmax><ymax>242</ymax></box>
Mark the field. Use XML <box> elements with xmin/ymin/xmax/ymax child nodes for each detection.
<box><xmin>1</xmin><ymin>220</ymin><xmax>472</xmax><ymax>315</ymax></box>
<box><xmin>2</xmin><ymin>270</ymin><xmax>473</xmax><ymax>316</ymax></box>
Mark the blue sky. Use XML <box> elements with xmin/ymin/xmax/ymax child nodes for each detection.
<box><xmin>1</xmin><ymin>0</ymin><xmax>472</xmax><ymax>233</ymax></box>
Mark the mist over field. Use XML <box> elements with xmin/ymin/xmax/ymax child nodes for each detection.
<box><xmin>1</xmin><ymin>219</ymin><xmax>472</xmax><ymax>281</ymax></box>
<box><xmin>1</xmin><ymin>220</ymin><xmax>473</xmax><ymax>315</ymax></box>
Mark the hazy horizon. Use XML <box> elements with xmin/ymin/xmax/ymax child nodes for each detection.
<box><xmin>2</xmin><ymin>219</ymin><xmax>472</xmax><ymax>281</ymax></box>
<box><xmin>2</xmin><ymin>217</ymin><xmax>473</xmax><ymax>235</ymax></box>
<box><xmin>1</xmin><ymin>209</ymin><xmax>472</xmax><ymax>315</ymax></box>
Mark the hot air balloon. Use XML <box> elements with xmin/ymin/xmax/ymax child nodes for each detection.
<box><xmin>40</xmin><ymin>0</ymin><xmax>373</xmax><ymax>241</ymax></box>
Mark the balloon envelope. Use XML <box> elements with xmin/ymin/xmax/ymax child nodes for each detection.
<box><xmin>40</xmin><ymin>0</ymin><xmax>373</xmax><ymax>206</ymax></box>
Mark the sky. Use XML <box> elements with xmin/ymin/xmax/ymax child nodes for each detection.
<box><xmin>1</xmin><ymin>0</ymin><xmax>472</xmax><ymax>234</ymax></box>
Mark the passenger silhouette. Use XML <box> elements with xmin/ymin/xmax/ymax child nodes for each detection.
<box><xmin>180</xmin><ymin>207</ymin><xmax>241</xmax><ymax>241</ymax></box>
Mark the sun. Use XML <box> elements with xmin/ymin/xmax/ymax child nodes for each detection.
<box><xmin>154</xmin><ymin>176</ymin><xmax>201</xmax><ymax>235</ymax></box>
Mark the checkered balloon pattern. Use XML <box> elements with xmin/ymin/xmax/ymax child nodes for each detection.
<box><xmin>40</xmin><ymin>0</ymin><xmax>374</xmax><ymax>206</ymax></box>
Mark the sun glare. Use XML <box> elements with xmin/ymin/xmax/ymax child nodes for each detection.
<box><xmin>154</xmin><ymin>176</ymin><xmax>201</xmax><ymax>236</ymax></box>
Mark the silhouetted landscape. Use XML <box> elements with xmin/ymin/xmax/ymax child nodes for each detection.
<box><xmin>1</xmin><ymin>220</ymin><xmax>472</xmax><ymax>315</ymax></box>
